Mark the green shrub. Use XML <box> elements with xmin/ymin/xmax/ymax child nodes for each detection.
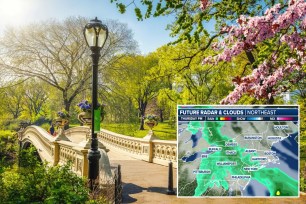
<box><xmin>0</xmin><ymin>119</ymin><xmax>30</xmax><ymax>131</ymax></box>
<box><xmin>41</xmin><ymin>122</ymin><xmax>51</xmax><ymax>131</ymax></box>
<box><xmin>0</xmin><ymin>147</ymin><xmax>90</xmax><ymax>203</ymax></box>
<box><xmin>0</xmin><ymin>130</ymin><xmax>17</xmax><ymax>165</ymax></box>
<box><xmin>0</xmin><ymin>130</ymin><xmax>14</xmax><ymax>140</ymax></box>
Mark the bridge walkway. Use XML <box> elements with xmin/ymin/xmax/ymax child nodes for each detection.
<box><xmin>107</xmin><ymin>148</ymin><xmax>306</xmax><ymax>204</ymax></box>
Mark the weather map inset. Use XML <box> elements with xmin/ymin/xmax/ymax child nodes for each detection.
<box><xmin>177</xmin><ymin>105</ymin><xmax>299</xmax><ymax>197</ymax></box>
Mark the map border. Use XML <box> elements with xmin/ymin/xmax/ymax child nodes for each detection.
<box><xmin>176</xmin><ymin>105</ymin><xmax>300</xmax><ymax>198</ymax></box>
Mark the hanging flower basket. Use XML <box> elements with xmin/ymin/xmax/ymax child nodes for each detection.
<box><xmin>144</xmin><ymin>114</ymin><xmax>158</xmax><ymax>130</ymax></box>
<box><xmin>55</xmin><ymin>118</ymin><xmax>69</xmax><ymax>128</ymax></box>
<box><xmin>78</xmin><ymin>111</ymin><xmax>92</xmax><ymax>125</ymax></box>
<box><xmin>55</xmin><ymin>111</ymin><xmax>69</xmax><ymax>128</ymax></box>
<box><xmin>77</xmin><ymin>100</ymin><xmax>106</xmax><ymax>125</ymax></box>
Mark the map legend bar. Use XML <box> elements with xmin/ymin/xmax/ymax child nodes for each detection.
<box><xmin>277</xmin><ymin>117</ymin><xmax>296</xmax><ymax>121</ymax></box>
<box><xmin>218</xmin><ymin>117</ymin><xmax>233</xmax><ymax>121</ymax></box>
<box><xmin>247</xmin><ymin>117</ymin><xmax>263</xmax><ymax>121</ymax></box>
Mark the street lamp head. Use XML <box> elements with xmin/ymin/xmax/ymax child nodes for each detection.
<box><xmin>84</xmin><ymin>17</ymin><xmax>108</xmax><ymax>50</ymax></box>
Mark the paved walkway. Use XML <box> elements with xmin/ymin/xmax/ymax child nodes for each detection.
<box><xmin>107</xmin><ymin>148</ymin><xmax>306</xmax><ymax>204</ymax></box>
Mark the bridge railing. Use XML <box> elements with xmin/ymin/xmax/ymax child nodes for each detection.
<box><xmin>20</xmin><ymin>126</ymin><xmax>57</xmax><ymax>164</ymax></box>
<box><xmin>98</xmin><ymin>129</ymin><xmax>177</xmax><ymax>168</ymax></box>
<box><xmin>19</xmin><ymin>126</ymin><xmax>89</xmax><ymax>177</ymax></box>
<box><xmin>20</xmin><ymin>126</ymin><xmax>177</xmax><ymax>174</ymax></box>
<box><xmin>55</xmin><ymin>140</ymin><xmax>89</xmax><ymax>177</ymax></box>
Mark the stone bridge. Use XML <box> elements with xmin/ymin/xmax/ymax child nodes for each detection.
<box><xmin>18</xmin><ymin>125</ymin><xmax>177</xmax><ymax>178</ymax></box>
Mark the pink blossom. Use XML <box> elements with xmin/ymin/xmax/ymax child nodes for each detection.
<box><xmin>220</xmin><ymin>56</ymin><xmax>304</xmax><ymax>104</ymax></box>
<box><xmin>301</xmin><ymin>17</ymin><xmax>306</xmax><ymax>29</ymax></box>
<box><xmin>204</xmin><ymin>0</ymin><xmax>306</xmax><ymax>64</ymax></box>
<box><xmin>200</xmin><ymin>1</ymin><xmax>306</xmax><ymax>104</ymax></box>
<box><xmin>200</xmin><ymin>0</ymin><xmax>211</xmax><ymax>11</ymax></box>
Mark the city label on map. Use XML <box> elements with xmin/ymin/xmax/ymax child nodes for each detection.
<box><xmin>231</xmin><ymin>175</ymin><xmax>251</xmax><ymax>179</ymax></box>
<box><xmin>226</xmin><ymin>150</ymin><xmax>237</xmax><ymax>155</ymax></box>
<box><xmin>243</xmin><ymin>167</ymin><xmax>259</xmax><ymax>171</ymax></box>
<box><xmin>244</xmin><ymin>135</ymin><xmax>263</xmax><ymax>140</ymax></box>
<box><xmin>208</xmin><ymin>147</ymin><xmax>222</xmax><ymax>151</ymax></box>
<box><xmin>193</xmin><ymin>169</ymin><xmax>211</xmax><ymax>174</ymax></box>
<box><xmin>216</xmin><ymin>161</ymin><xmax>237</xmax><ymax>166</ymax></box>
<box><xmin>264</xmin><ymin>151</ymin><xmax>276</xmax><ymax>155</ymax></box>
<box><xmin>251</xmin><ymin>157</ymin><xmax>268</xmax><ymax>161</ymax></box>
<box><xmin>245</xmin><ymin>149</ymin><xmax>257</xmax><ymax>153</ymax></box>
<box><xmin>267</xmin><ymin>136</ymin><xmax>283</xmax><ymax>140</ymax></box>
<box><xmin>274</xmin><ymin>125</ymin><xmax>289</xmax><ymax>130</ymax></box>
<box><xmin>225</xmin><ymin>142</ymin><xmax>238</xmax><ymax>147</ymax></box>
<box><xmin>201</xmin><ymin>154</ymin><xmax>208</xmax><ymax>158</ymax></box>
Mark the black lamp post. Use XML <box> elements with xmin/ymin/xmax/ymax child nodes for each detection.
<box><xmin>83</xmin><ymin>17</ymin><xmax>108</xmax><ymax>190</ymax></box>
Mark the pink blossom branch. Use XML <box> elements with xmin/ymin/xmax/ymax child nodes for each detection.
<box><xmin>203</xmin><ymin>0</ymin><xmax>306</xmax><ymax>64</ymax></box>
<box><xmin>220</xmin><ymin>57</ymin><xmax>303</xmax><ymax>104</ymax></box>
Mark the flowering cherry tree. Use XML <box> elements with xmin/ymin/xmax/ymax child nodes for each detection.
<box><xmin>202</xmin><ymin>0</ymin><xmax>306</xmax><ymax>104</ymax></box>
<box><xmin>111</xmin><ymin>0</ymin><xmax>305</xmax><ymax>104</ymax></box>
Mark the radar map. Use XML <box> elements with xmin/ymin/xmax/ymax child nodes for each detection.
<box><xmin>177</xmin><ymin>106</ymin><xmax>299</xmax><ymax>197</ymax></box>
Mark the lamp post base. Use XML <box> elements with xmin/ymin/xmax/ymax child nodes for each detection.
<box><xmin>167</xmin><ymin>189</ymin><xmax>176</xmax><ymax>195</ymax></box>
<box><xmin>88</xmin><ymin>149</ymin><xmax>101</xmax><ymax>190</ymax></box>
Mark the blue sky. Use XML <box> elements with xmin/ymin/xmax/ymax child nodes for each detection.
<box><xmin>0</xmin><ymin>0</ymin><xmax>175</xmax><ymax>54</ymax></box>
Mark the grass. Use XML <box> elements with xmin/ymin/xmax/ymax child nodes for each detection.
<box><xmin>101</xmin><ymin>121</ymin><xmax>177</xmax><ymax>140</ymax></box>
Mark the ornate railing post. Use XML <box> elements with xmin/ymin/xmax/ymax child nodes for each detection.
<box><xmin>142</xmin><ymin>130</ymin><xmax>158</xmax><ymax>163</ymax></box>
<box><xmin>53</xmin><ymin>141</ymin><xmax>60</xmax><ymax>165</ymax></box>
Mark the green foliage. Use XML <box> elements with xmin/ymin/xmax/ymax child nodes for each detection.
<box><xmin>110</xmin><ymin>0</ymin><xmax>273</xmax><ymax>43</ymax></box>
<box><xmin>299</xmin><ymin>98</ymin><xmax>306</xmax><ymax>140</ymax></box>
<box><xmin>101</xmin><ymin>121</ymin><xmax>176</xmax><ymax>140</ymax></box>
<box><xmin>33</xmin><ymin>116</ymin><xmax>51</xmax><ymax>126</ymax></box>
<box><xmin>103</xmin><ymin>54</ymin><xmax>163</xmax><ymax>129</ymax></box>
<box><xmin>0</xmin><ymin>130</ymin><xmax>15</xmax><ymax>139</ymax></box>
<box><xmin>0</xmin><ymin>147</ymin><xmax>90</xmax><ymax>203</ymax></box>
<box><xmin>116</xmin><ymin>2</ymin><xmax>126</xmax><ymax>13</ymax></box>
<box><xmin>18</xmin><ymin>146</ymin><xmax>42</xmax><ymax>169</ymax></box>
<box><xmin>41</xmin><ymin>122</ymin><xmax>51</xmax><ymax>131</ymax></box>
<box><xmin>1</xmin><ymin>16</ymin><xmax>137</xmax><ymax>124</ymax></box>
<box><xmin>301</xmin><ymin>158</ymin><xmax>306</xmax><ymax>192</ymax></box>
<box><xmin>301</xmin><ymin>176</ymin><xmax>306</xmax><ymax>192</ymax></box>
<box><xmin>0</xmin><ymin>130</ymin><xmax>17</xmax><ymax>166</ymax></box>
<box><xmin>144</xmin><ymin>114</ymin><xmax>158</xmax><ymax>122</ymax></box>
<box><xmin>135</xmin><ymin>7</ymin><xmax>143</xmax><ymax>20</ymax></box>
<box><xmin>150</xmin><ymin>40</ymin><xmax>244</xmax><ymax>118</ymax></box>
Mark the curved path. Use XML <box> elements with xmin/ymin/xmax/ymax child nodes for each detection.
<box><xmin>107</xmin><ymin>147</ymin><xmax>306</xmax><ymax>204</ymax></box>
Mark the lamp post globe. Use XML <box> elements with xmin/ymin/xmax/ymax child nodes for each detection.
<box><xmin>84</xmin><ymin>17</ymin><xmax>108</xmax><ymax>49</ymax></box>
<box><xmin>83</xmin><ymin>17</ymin><xmax>108</xmax><ymax>190</ymax></box>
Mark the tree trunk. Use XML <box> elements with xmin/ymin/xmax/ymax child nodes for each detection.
<box><xmin>13</xmin><ymin>112</ymin><xmax>19</xmax><ymax>119</ymax></box>
<box><xmin>63</xmin><ymin>90</ymin><xmax>71</xmax><ymax>113</ymax></box>
<box><xmin>138</xmin><ymin>100</ymin><xmax>147</xmax><ymax>130</ymax></box>
<box><xmin>139</xmin><ymin>106</ymin><xmax>146</xmax><ymax>130</ymax></box>
<box><xmin>245</xmin><ymin>50</ymin><xmax>255</xmax><ymax>65</ymax></box>
<box><xmin>64</xmin><ymin>101</ymin><xmax>71</xmax><ymax>113</ymax></box>
<box><xmin>159</xmin><ymin>109</ymin><xmax>164</xmax><ymax>123</ymax></box>
<box><xmin>266</xmin><ymin>87</ymin><xmax>274</xmax><ymax>104</ymax></box>
<box><xmin>267</xmin><ymin>96</ymin><xmax>274</xmax><ymax>104</ymax></box>
<box><xmin>139</xmin><ymin>114</ymin><xmax>145</xmax><ymax>130</ymax></box>
<box><xmin>63</xmin><ymin>93</ymin><xmax>71</xmax><ymax>129</ymax></box>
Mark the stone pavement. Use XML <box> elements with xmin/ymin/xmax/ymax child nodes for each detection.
<box><xmin>107</xmin><ymin>149</ymin><xmax>306</xmax><ymax>204</ymax></box>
